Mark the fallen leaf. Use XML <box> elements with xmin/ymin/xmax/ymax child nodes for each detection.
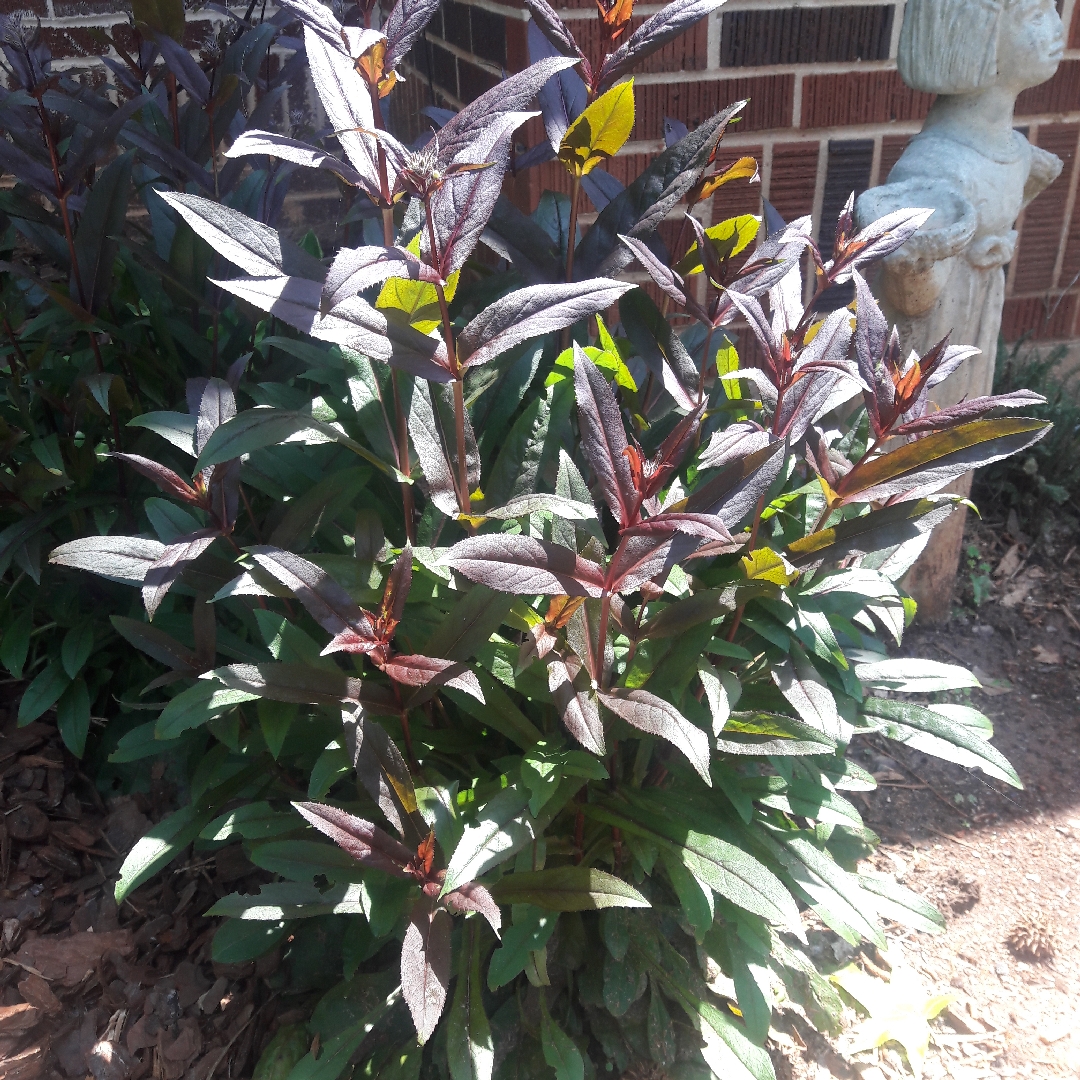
<box><xmin>970</xmin><ymin>666</ymin><xmax>1013</xmax><ymax>696</ymax></box>
<box><xmin>0</xmin><ymin>1002</ymin><xmax>39</xmax><ymax>1035</ymax></box>
<box><xmin>1032</xmin><ymin>645</ymin><xmax>1061</xmax><ymax>665</ymax></box>
<box><xmin>994</xmin><ymin>543</ymin><xmax>1021</xmax><ymax>579</ymax></box>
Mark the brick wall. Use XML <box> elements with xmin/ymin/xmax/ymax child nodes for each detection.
<box><xmin>19</xmin><ymin>0</ymin><xmax>1080</xmax><ymax>344</ymax></box>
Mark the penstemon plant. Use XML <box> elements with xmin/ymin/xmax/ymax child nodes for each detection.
<box><xmin>37</xmin><ymin>0</ymin><xmax>1052</xmax><ymax>1077</ymax></box>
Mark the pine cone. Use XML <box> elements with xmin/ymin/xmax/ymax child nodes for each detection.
<box><xmin>1006</xmin><ymin>911</ymin><xmax>1055</xmax><ymax>961</ymax></box>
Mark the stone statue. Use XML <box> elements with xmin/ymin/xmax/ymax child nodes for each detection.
<box><xmin>853</xmin><ymin>0</ymin><xmax>1064</xmax><ymax>616</ymax></box>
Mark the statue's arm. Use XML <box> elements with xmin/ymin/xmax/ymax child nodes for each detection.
<box><xmin>1023</xmin><ymin>146</ymin><xmax>1064</xmax><ymax>209</ymax></box>
<box><xmin>855</xmin><ymin>180</ymin><xmax>978</xmax><ymax>317</ymax></box>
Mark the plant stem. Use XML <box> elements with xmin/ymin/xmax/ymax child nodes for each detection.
<box><xmin>166</xmin><ymin>73</ymin><xmax>181</xmax><ymax>147</ymax></box>
<box><xmin>697</xmin><ymin>321</ymin><xmax>715</xmax><ymax>401</ymax></box>
<box><xmin>560</xmin><ymin>174</ymin><xmax>583</xmax><ymax>353</ymax></box>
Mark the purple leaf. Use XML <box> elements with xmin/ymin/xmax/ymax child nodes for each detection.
<box><xmin>323</xmin><ymin>245</ymin><xmax>435</xmax><ymax>310</ymax></box>
<box><xmin>697</xmin><ymin>423</ymin><xmax>775</xmax><ymax>471</ymax></box>
<box><xmin>443</xmin><ymin>535</ymin><xmax>606</xmax><ymax>597</ymax></box>
<box><xmin>852</xmin><ymin>269</ymin><xmax>893</xmax><ymax>428</ymax></box>
<box><xmin>348</xmin><ymin>713</ymin><xmax>427</xmax><ymax>843</ymax></box>
<box><xmin>153</xmin><ymin>32</ymin><xmax>210</xmax><ymax>106</ymax></box>
<box><xmin>401</xmin><ymin>894</ymin><xmax>452</xmax><ymax>1044</ymax></box>
<box><xmin>723</xmin><ymin>289</ymin><xmax>780</xmax><ymax>366</ymax></box>
<box><xmin>112</xmin><ymin>453</ymin><xmax>200</xmax><ymax>503</ymax></box>
<box><xmin>382</xmin><ymin>655</ymin><xmax>485</xmax><ymax>702</ymax></box>
<box><xmin>524</xmin><ymin>0</ymin><xmax>587</xmax><ymax>65</ymax></box>
<box><xmin>831</xmin><ymin>206</ymin><xmax>935</xmax><ymax>282</ymax></box>
<box><xmin>547</xmin><ymin>659</ymin><xmax>605</xmax><ymax>755</ymax></box>
<box><xmin>49</xmin><ymin>536</ymin><xmax>165</xmax><ymax>586</ymax></box>
<box><xmin>663</xmin><ymin>117</ymin><xmax>688</xmax><ymax>147</ymax></box>
<box><xmin>443</xmin><ymin>880</ymin><xmax>502</xmax><ymax>934</ymax></box>
<box><xmin>573</xmin><ymin>347</ymin><xmax>636</xmax><ymax>525</ymax></box>
<box><xmin>292</xmin><ymin>800</ymin><xmax>416</xmax><ymax>876</ymax></box>
<box><xmin>581</xmin><ymin>169</ymin><xmax>624</xmax><ymax>212</ymax></box>
<box><xmin>606</xmin><ymin>534</ymin><xmax>676</xmax><ymax>593</ymax></box>
<box><xmin>618</xmin><ymin>235</ymin><xmax>691</xmax><ymax>312</ymax></box>
<box><xmin>459</xmin><ymin>279</ymin><xmax>634</xmax><ymax>370</ymax></box>
<box><xmin>142</xmin><ymin>529</ymin><xmax>218</xmax><ymax>619</ymax></box>
<box><xmin>208</xmin><ymin>662</ymin><xmax>398</xmax><ymax>714</ymax></box>
<box><xmin>247</xmin><ymin>546</ymin><xmax>373</xmax><ymax>639</ymax></box>
<box><xmin>894</xmin><ymin>390</ymin><xmax>1047</xmax><ymax>436</ymax></box>
<box><xmin>188</xmin><ymin>377</ymin><xmax>237</xmax><ymax>457</ymax></box>
<box><xmin>685</xmin><ymin>441</ymin><xmax>787</xmax><ymax>529</ymax></box>
<box><xmin>528</xmin><ymin>19</ymin><xmax>588</xmax><ymax>151</ymax></box>
<box><xmin>276</xmin><ymin>0</ymin><xmax>360</xmax><ymax>49</ymax></box>
<box><xmin>224</xmin><ymin>129</ymin><xmax>366</xmax><ymax>190</ymax></box>
<box><xmin>160</xmin><ymin>190</ymin><xmax>324</xmax><ymax>281</ymax></box>
<box><xmin>408</xmin><ymin>380</ymin><xmax>460</xmax><ymax>516</ymax></box>
<box><xmin>597</xmin><ymin>0</ymin><xmax>727</xmax><ymax>90</ymax></box>
<box><xmin>210</xmin><ymin>275</ymin><xmax>394</xmax><ymax>364</ymax></box>
<box><xmin>434</xmin><ymin>56</ymin><xmax>577</xmax><ymax>164</ymax></box>
<box><xmin>622</xmin><ymin>512</ymin><xmax>732</xmax><ymax>543</ymax></box>
<box><xmin>384</xmin><ymin>0</ymin><xmax>442</xmax><ymax>71</ymax></box>
<box><xmin>598</xmin><ymin>687</ymin><xmax>712</xmax><ymax>784</ymax></box>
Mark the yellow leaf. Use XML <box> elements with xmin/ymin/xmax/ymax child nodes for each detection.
<box><xmin>558</xmin><ymin>80</ymin><xmax>635</xmax><ymax>177</ymax></box>
<box><xmin>375</xmin><ymin>235</ymin><xmax>458</xmax><ymax>332</ymax></box>
<box><xmin>715</xmin><ymin>343</ymin><xmax>740</xmax><ymax>400</ymax></box>
<box><xmin>697</xmin><ymin>156</ymin><xmax>759</xmax><ymax>203</ymax></box>
<box><xmin>546</xmin><ymin>344</ymin><xmax>636</xmax><ymax>391</ymax></box>
<box><xmin>677</xmin><ymin>215</ymin><xmax>760</xmax><ymax>276</ymax></box>
<box><xmin>740</xmin><ymin>548</ymin><xmax>797</xmax><ymax>586</ymax></box>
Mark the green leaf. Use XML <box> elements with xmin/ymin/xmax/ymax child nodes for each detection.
<box><xmin>259</xmin><ymin>700</ymin><xmax>297</xmax><ymax>760</ymax></box>
<box><xmin>115</xmin><ymin>803</ymin><xmax>209</xmax><ymax>902</ymax></box>
<box><xmin>660</xmin><ymin>850</ymin><xmax>713</xmax><ymax>941</ymax></box>
<box><xmin>287</xmin><ymin>988</ymin><xmax>401</xmax><ymax>1080</ymax></box>
<box><xmin>248</xmin><ymin>839</ymin><xmax>365</xmax><ymax>884</ymax></box>
<box><xmin>1</xmin><ymin>608</ymin><xmax>33</xmax><ymax>678</ymax></box>
<box><xmin>558</xmin><ymin>80</ymin><xmax>635</xmax><ymax>177</ymax></box>
<box><xmin>487</xmin><ymin>906</ymin><xmax>559</xmax><ymax>989</ymax></box>
<box><xmin>18</xmin><ymin>660</ymin><xmax>71</xmax><ymax>725</ymax></box>
<box><xmin>860</xmin><ymin>697</ymin><xmax>1020</xmax><ymax>787</ymax></box>
<box><xmin>156</xmin><ymin>680</ymin><xmax>258</xmax><ymax>739</ymax></box>
<box><xmin>308</xmin><ymin>743</ymin><xmax>351</xmax><ymax>799</ymax></box>
<box><xmin>212</xmin><ymin>918</ymin><xmax>289</xmax><ymax>963</ymax></box>
<box><xmin>448</xmin><ymin>922</ymin><xmax>493</xmax><ymax>1080</ymax></box>
<box><xmin>127</xmin><ymin>411</ymin><xmax>197</xmax><ymax>456</ymax></box>
<box><xmin>539</xmin><ymin>994</ymin><xmax>584</xmax><ymax>1080</ymax></box>
<box><xmin>252</xmin><ymin>1025</ymin><xmax>310</xmax><ymax>1080</ymax></box>
<box><xmin>424</xmin><ymin>585</ymin><xmax>513</xmax><ymax>663</ymax></box>
<box><xmin>56</xmin><ymin>678</ymin><xmax>91</xmax><ymax>757</ymax></box>
<box><xmin>854</xmin><ymin>657</ymin><xmax>980</xmax><ymax>693</ymax></box>
<box><xmin>855</xmin><ymin>871</ymin><xmax>945</xmax><ymax>936</ymax></box>
<box><xmin>442</xmin><ymin>785</ymin><xmax>534</xmax><ymax>895</ymax></box>
<box><xmin>61</xmin><ymin>620</ymin><xmax>95</xmax><ymax>679</ymax></box>
<box><xmin>647</xmin><ymin>981</ymin><xmax>677</xmax><ymax>1066</ymax></box>
<box><xmin>74</xmin><ymin>150</ymin><xmax>134</xmax><ymax>313</ymax></box>
<box><xmin>489</xmin><ymin>867</ymin><xmax>649</xmax><ymax>911</ymax></box>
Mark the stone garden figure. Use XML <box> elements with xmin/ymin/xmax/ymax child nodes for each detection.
<box><xmin>854</xmin><ymin>0</ymin><xmax>1064</xmax><ymax>615</ymax></box>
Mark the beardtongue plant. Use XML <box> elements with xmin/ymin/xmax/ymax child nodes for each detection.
<box><xmin>41</xmin><ymin>0</ymin><xmax>1054</xmax><ymax>1076</ymax></box>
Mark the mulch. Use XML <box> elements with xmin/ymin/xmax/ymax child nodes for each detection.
<box><xmin>0</xmin><ymin>704</ymin><xmax>303</xmax><ymax>1080</ymax></box>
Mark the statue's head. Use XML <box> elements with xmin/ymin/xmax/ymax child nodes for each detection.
<box><xmin>898</xmin><ymin>0</ymin><xmax>1063</xmax><ymax>95</ymax></box>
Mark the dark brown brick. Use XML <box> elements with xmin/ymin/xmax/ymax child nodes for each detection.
<box><xmin>51</xmin><ymin>0</ymin><xmax>123</xmax><ymax>14</ymax></box>
<box><xmin>1017</xmin><ymin>60</ymin><xmax>1080</xmax><ymax>116</ymax></box>
<box><xmin>1070</xmin><ymin>1</ymin><xmax>1080</xmax><ymax>50</ymax></box>
<box><xmin>768</xmin><ymin>141</ymin><xmax>818</xmax><ymax>223</ymax></box>
<box><xmin>424</xmin><ymin>3</ymin><xmax>445</xmax><ymax>39</ymax></box>
<box><xmin>604</xmin><ymin>153</ymin><xmax>652</xmax><ymax>186</ymax></box>
<box><xmin>879</xmin><ymin>133</ymin><xmax>910</xmax><ymax>183</ymax></box>
<box><xmin>507</xmin><ymin>16</ymin><xmax>528</xmax><ymax>70</ymax></box>
<box><xmin>424</xmin><ymin>40</ymin><xmax>457</xmax><ymax>99</ymax></box>
<box><xmin>470</xmin><ymin>6</ymin><xmax>507</xmax><ymax>66</ymax></box>
<box><xmin>459</xmin><ymin>57</ymin><xmax>499</xmax><ymax>101</ymax></box>
<box><xmin>571</xmin><ymin>16</ymin><xmax>708</xmax><ymax>74</ymax></box>
<box><xmin>636</xmin><ymin>74</ymin><xmax>792</xmax><ymax>142</ymax></box>
<box><xmin>720</xmin><ymin>5</ymin><xmax>894</xmax><ymax>67</ymax></box>
<box><xmin>709</xmin><ymin>145</ymin><xmax>763</xmax><ymax>221</ymax></box>
<box><xmin>1013</xmin><ymin>124</ymin><xmax>1078</xmax><ymax>292</ymax></box>
<box><xmin>801</xmin><ymin>70</ymin><xmax>933</xmax><ymax>129</ymax></box>
<box><xmin>443</xmin><ymin>0</ymin><xmax>472</xmax><ymax>52</ymax></box>
<box><xmin>1000</xmin><ymin>294</ymin><xmax>1077</xmax><ymax>341</ymax></box>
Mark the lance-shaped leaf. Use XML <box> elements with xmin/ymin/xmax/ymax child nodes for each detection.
<box><xmin>490</xmin><ymin>866</ymin><xmax>649</xmax><ymax>910</ymax></box>
<box><xmin>598</xmin><ymin>0</ymin><xmax>727</xmax><ymax>89</ymax></box>
<box><xmin>447</xmin><ymin>921</ymin><xmax>494</xmax><ymax>1080</ymax></box>
<box><xmin>835</xmin><ymin>417</ymin><xmax>1050</xmax><ymax>503</ymax></box>
<box><xmin>153</xmin><ymin>32</ymin><xmax>210</xmax><ymax>104</ymax></box>
<box><xmin>771</xmin><ymin>654</ymin><xmax>846</xmax><ymax>742</ymax></box>
<box><xmin>113</xmin><ymin>454</ymin><xmax>200</xmax><ymax>504</ymax></box>
<box><xmin>548</xmin><ymin>658</ymin><xmax>605</xmax><ymax>755</ymax></box>
<box><xmin>622</xmin><ymin>513</ymin><xmax>734</xmax><ymax>543</ymax></box>
<box><xmin>786</xmin><ymin>497</ymin><xmax>955</xmax><ymax>571</ymax></box>
<box><xmin>443</xmin><ymin>880</ymin><xmax>502</xmax><ymax>933</ymax></box>
<box><xmin>224</xmin><ymin>129</ymin><xmax>364</xmax><ymax>187</ymax></box>
<box><xmin>894</xmin><ymin>390</ymin><xmax>1047</xmax><ymax>437</ymax></box>
<box><xmin>409</xmin><ymin>380</ymin><xmax>460</xmax><ymax>516</ymax></box>
<box><xmin>347</xmin><ymin>712</ymin><xmax>427</xmax><ymax>843</ymax></box>
<box><xmin>482</xmin><ymin>494</ymin><xmax>598</xmax><ymax>521</ymax></box>
<box><xmin>292</xmin><ymin>801</ymin><xmax>415</xmax><ymax>877</ymax></box>
<box><xmin>524</xmin><ymin>0</ymin><xmax>587</xmax><ymax>65</ymax></box>
<box><xmin>530</xmin><ymin>20</ymin><xmax>589</xmax><ymax>152</ymax></box>
<box><xmin>143</xmin><ymin>529</ymin><xmax>217</xmax><ymax>619</ymax></box>
<box><xmin>574</xmin><ymin>346</ymin><xmax>636</xmax><ymax>524</ymax></box>
<box><xmin>606</xmin><ymin>534</ymin><xmax>678</xmax><ymax>593</ymax></box>
<box><xmin>188</xmin><ymin>377</ymin><xmax>236</xmax><ymax>457</ymax></box>
<box><xmin>558</xmin><ymin>80</ymin><xmax>635</xmax><ymax>177</ymax></box>
<box><xmin>481</xmin><ymin>196</ymin><xmax>563</xmax><ymax>285</ymax></box>
<box><xmin>384</xmin><ymin>0</ymin><xmax>442</xmax><ymax>69</ymax></box>
<box><xmin>683</xmin><ymin>441</ymin><xmax>786</xmax><ymax>529</ymax></box>
<box><xmin>402</xmin><ymin>894</ymin><xmax>452</xmax><ymax>1043</ymax></box>
<box><xmin>157</xmin><ymin>191</ymin><xmax>324</xmax><ymax>281</ymax></box>
<box><xmin>852</xmin><ymin>270</ymin><xmax>893</xmax><ymax>427</ymax></box>
<box><xmin>598</xmin><ymin>688</ymin><xmax>711</xmax><ymax>785</ymax></box>
<box><xmin>444</xmin><ymin>535</ymin><xmax>606</xmax><ymax>597</ymax></box>
<box><xmin>575</xmin><ymin>102</ymin><xmax>744</xmax><ymax>279</ymax></box>
<box><xmin>459</xmin><ymin>279</ymin><xmax>634</xmax><ymax>370</ymax></box>
<box><xmin>382</xmin><ymin>655</ymin><xmax>485</xmax><ymax>702</ymax></box>
<box><xmin>50</xmin><ymin>536</ymin><xmax>166</xmax><ymax>586</ymax></box>
<box><xmin>206</xmin><ymin>662</ymin><xmax>398</xmax><ymax>714</ymax></box>
<box><xmin>618</xmin><ymin>235</ymin><xmax>706</xmax><ymax>321</ymax></box>
<box><xmin>212</xmin><ymin>275</ymin><xmax>394</xmax><ymax>364</ymax></box>
<box><xmin>323</xmin><ymin>245</ymin><xmax>435</xmax><ymax>310</ymax></box>
<box><xmin>110</xmin><ymin>616</ymin><xmax>200</xmax><ymax>673</ymax></box>
<box><xmin>618</xmin><ymin>289</ymin><xmax>699</xmax><ymax>410</ymax></box>
<box><xmin>74</xmin><ymin>149</ymin><xmax>134</xmax><ymax>314</ymax></box>
<box><xmin>247</xmin><ymin>546</ymin><xmax>372</xmax><ymax>639</ymax></box>
<box><xmin>831</xmin><ymin>207</ymin><xmax>935</xmax><ymax>282</ymax></box>
<box><xmin>435</xmin><ymin>56</ymin><xmax>577</xmax><ymax>163</ymax></box>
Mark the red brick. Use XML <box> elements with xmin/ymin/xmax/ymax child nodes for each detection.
<box><xmin>878</xmin><ymin>133</ymin><xmax>910</xmax><ymax>184</ymax></box>
<box><xmin>1000</xmin><ymin>295</ymin><xmax>1077</xmax><ymax>341</ymax></box>
<box><xmin>1070</xmin><ymin>2</ymin><xmax>1080</xmax><ymax>50</ymax></box>
<box><xmin>801</xmin><ymin>70</ymin><xmax>933</xmax><ymax>130</ymax></box>
<box><xmin>52</xmin><ymin>0</ymin><xmax>123</xmax><ymax>14</ymax></box>
<box><xmin>459</xmin><ymin>57</ymin><xmax>499</xmax><ymax>100</ymax></box>
<box><xmin>768</xmin><ymin>141</ymin><xmax>819</xmax><ymax>223</ymax></box>
<box><xmin>1017</xmin><ymin>60</ymin><xmax>1080</xmax><ymax>116</ymax></box>
<box><xmin>570</xmin><ymin>17</ymin><xmax>709</xmax><ymax>76</ymax></box>
<box><xmin>636</xmin><ymin>75</ymin><xmax>792</xmax><ymax>142</ymax></box>
<box><xmin>1013</xmin><ymin>124</ymin><xmax>1078</xmax><ymax>293</ymax></box>
<box><xmin>708</xmin><ymin>145</ymin><xmax>762</xmax><ymax>222</ymax></box>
